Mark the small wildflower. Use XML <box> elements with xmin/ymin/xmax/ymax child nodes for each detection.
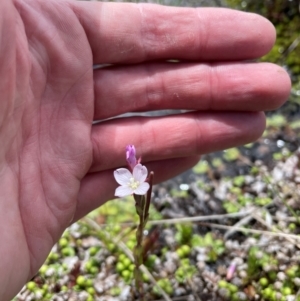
<box><xmin>126</xmin><ymin>145</ymin><xmax>137</xmax><ymax>170</ymax></box>
<box><xmin>114</xmin><ymin>164</ymin><xmax>150</xmax><ymax>197</ymax></box>
<box><xmin>226</xmin><ymin>262</ymin><xmax>236</xmax><ymax>280</ymax></box>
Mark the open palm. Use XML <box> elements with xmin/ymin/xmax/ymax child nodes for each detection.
<box><xmin>0</xmin><ymin>0</ymin><xmax>290</xmax><ymax>299</ymax></box>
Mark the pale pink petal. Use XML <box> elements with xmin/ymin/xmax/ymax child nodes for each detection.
<box><xmin>133</xmin><ymin>164</ymin><xmax>148</xmax><ymax>182</ymax></box>
<box><xmin>114</xmin><ymin>168</ymin><xmax>132</xmax><ymax>185</ymax></box>
<box><xmin>134</xmin><ymin>182</ymin><xmax>150</xmax><ymax>195</ymax></box>
<box><xmin>126</xmin><ymin>145</ymin><xmax>137</xmax><ymax>169</ymax></box>
<box><xmin>115</xmin><ymin>186</ymin><xmax>133</xmax><ymax>197</ymax></box>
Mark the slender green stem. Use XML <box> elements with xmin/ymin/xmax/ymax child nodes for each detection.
<box><xmin>133</xmin><ymin>172</ymin><xmax>154</xmax><ymax>300</ymax></box>
<box><xmin>133</xmin><ymin>194</ymin><xmax>145</xmax><ymax>300</ymax></box>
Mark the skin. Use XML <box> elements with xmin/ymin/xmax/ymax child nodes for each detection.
<box><xmin>0</xmin><ymin>0</ymin><xmax>291</xmax><ymax>299</ymax></box>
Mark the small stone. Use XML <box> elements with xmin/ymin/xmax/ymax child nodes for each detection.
<box><xmin>231</xmin><ymin>277</ymin><xmax>243</xmax><ymax>287</ymax></box>
<box><xmin>194</xmin><ymin>247</ymin><xmax>206</xmax><ymax>254</ymax></box>
<box><xmin>196</xmin><ymin>254</ymin><xmax>207</xmax><ymax>262</ymax></box>
<box><xmin>233</xmin><ymin>257</ymin><xmax>244</xmax><ymax>265</ymax></box>
<box><xmin>279</xmin><ymin>264</ymin><xmax>287</xmax><ymax>271</ymax></box>
<box><xmin>81</xmin><ymin>236</ymin><xmax>101</xmax><ymax>248</ymax></box>
<box><xmin>218</xmin><ymin>287</ymin><xmax>230</xmax><ymax>299</ymax></box>
<box><xmin>164</xmin><ymin>260</ymin><xmax>177</xmax><ymax>274</ymax></box>
<box><xmin>119</xmin><ymin>285</ymin><xmax>131</xmax><ymax>301</ymax></box>
<box><xmin>245</xmin><ymin>237</ymin><xmax>257</xmax><ymax>246</ymax></box>
<box><xmin>278</xmin><ymin>220</ymin><xmax>287</xmax><ymax>230</ymax></box>
<box><xmin>168</xmin><ymin>251</ymin><xmax>180</xmax><ymax>261</ymax></box>
<box><xmin>197</xmin><ymin>261</ymin><xmax>206</xmax><ymax>271</ymax></box>
<box><xmin>105</xmin><ymin>256</ymin><xmax>116</xmax><ymax>266</ymax></box>
<box><xmin>45</xmin><ymin>267</ymin><xmax>56</xmax><ymax>277</ymax></box>
<box><xmin>286</xmin><ymin>296</ymin><xmax>296</xmax><ymax>301</ymax></box>
<box><xmin>251</xmin><ymin>180</ymin><xmax>266</xmax><ymax>194</ymax></box>
<box><xmin>34</xmin><ymin>291</ymin><xmax>43</xmax><ymax>300</ymax></box>
<box><xmin>163</xmin><ymin>229</ymin><xmax>176</xmax><ymax>247</ymax></box>
<box><xmin>235</xmin><ymin>292</ymin><xmax>247</xmax><ymax>300</ymax></box>
<box><xmin>277</xmin><ymin>252</ymin><xmax>287</xmax><ymax>261</ymax></box>
<box><xmin>277</xmin><ymin>271</ymin><xmax>287</xmax><ymax>281</ymax></box>
<box><xmin>214</xmin><ymin>180</ymin><xmax>231</xmax><ymax>200</ymax></box>
<box><xmin>272</xmin><ymin>165</ymin><xmax>284</xmax><ymax>181</ymax></box>
<box><xmin>238</xmin><ymin>270</ymin><xmax>247</xmax><ymax>279</ymax></box>
<box><xmin>237</xmin><ymin>264</ymin><xmax>248</xmax><ymax>271</ymax></box>
<box><xmin>263</xmin><ymin>264</ymin><xmax>276</xmax><ymax>272</ymax></box>
<box><xmin>78</xmin><ymin>291</ymin><xmax>89</xmax><ymax>301</ymax></box>
<box><xmin>255</xmin><ymin>251</ymin><xmax>264</xmax><ymax>259</ymax></box>
<box><xmin>174</xmin><ymin>287</ymin><xmax>186</xmax><ymax>296</ymax></box>
<box><xmin>53</xmin><ymin>296</ymin><xmax>64</xmax><ymax>301</ymax></box>
<box><xmin>217</xmin><ymin>265</ymin><xmax>227</xmax><ymax>276</ymax></box>
<box><xmin>274</xmin><ymin>281</ymin><xmax>283</xmax><ymax>290</ymax></box>
<box><xmin>285</xmin><ymin>243</ymin><xmax>295</xmax><ymax>251</ymax></box>
<box><xmin>293</xmin><ymin>277</ymin><xmax>300</xmax><ymax>286</ymax></box>
<box><xmin>159</xmin><ymin>270</ymin><xmax>168</xmax><ymax>278</ymax></box>
<box><xmin>225</xmin><ymin>240</ymin><xmax>233</xmax><ymax>249</ymax></box>
<box><xmin>206</xmin><ymin>282</ymin><xmax>215</xmax><ymax>291</ymax></box>
<box><xmin>62</xmin><ymin>256</ymin><xmax>79</xmax><ymax>271</ymax></box>
<box><xmin>266</xmin><ymin>244</ymin><xmax>281</xmax><ymax>253</ymax></box>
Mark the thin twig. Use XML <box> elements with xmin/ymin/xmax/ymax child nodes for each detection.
<box><xmin>199</xmin><ymin>222</ymin><xmax>300</xmax><ymax>242</ymax></box>
<box><xmin>148</xmin><ymin>210</ymin><xmax>255</xmax><ymax>225</ymax></box>
<box><xmin>89</xmin><ymin>210</ymin><xmax>256</xmax><ymax>228</ymax></box>
<box><xmin>224</xmin><ymin>210</ymin><xmax>256</xmax><ymax>240</ymax></box>
<box><xmin>282</xmin><ymin>36</ymin><xmax>300</xmax><ymax>59</ymax></box>
<box><xmin>252</xmin><ymin>213</ymin><xmax>300</xmax><ymax>249</ymax></box>
<box><xmin>224</xmin><ymin>204</ymin><xmax>273</xmax><ymax>239</ymax></box>
<box><xmin>86</xmin><ymin>209</ymin><xmax>255</xmax><ymax>228</ymax></box>
<box><xmin>273</xmin><ymin>216</ymin><xmax>300</xmax><ymax>222</ymax></box>
<box><xmin>153</xmin><ymin>295</ymin><xmax>202</xmax><ymax>301</ymax></box>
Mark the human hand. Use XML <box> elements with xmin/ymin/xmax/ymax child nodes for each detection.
<box><xmin>0</xmin><ymin>0</ymin><xmax>290</xmax><ymax>299</ymax></box>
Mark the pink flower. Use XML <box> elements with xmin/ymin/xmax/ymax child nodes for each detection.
<box><xmin>114</xmin><ymin>164</ymin><xmax>150</xmax><ymax>197</ymax></box>
<box><xmin>226</xmin><ymin>262</ymin><xmax>236</xmax><ymax>280</ymax></box>
<box><xmin>126</xmin><ymin>145</ymin><xmax>137</xmax><ymax>170</ymax></box>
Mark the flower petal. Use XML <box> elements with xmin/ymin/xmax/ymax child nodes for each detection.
<box><xmin>114</xmin><ymin>168</ymin><xmax>132</xmax><ymax>185</ymax></box>
<box><xmin>115</xmin><ymin>186</ymin><xmax>133</xmax><ymax>197</ymax></box>
<box><xmin>133</xmin><ymin>164</ymin><xmax>148</xmax><ymax>182</ymax></box>
<box><xmin>134</xmin><ymin>182</ymin><xmax>150</xmax><ymax>195</ymax></box>
<box><xmin>126</xmin><ymin>145</ymin><xmax>137</xmax><ymax>168</ymax></box>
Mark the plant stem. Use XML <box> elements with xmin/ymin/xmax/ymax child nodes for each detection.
<box><xmin>133</xmin><ymin>172</ymin><xmax>154</xmax><ymax>300</ymax></box>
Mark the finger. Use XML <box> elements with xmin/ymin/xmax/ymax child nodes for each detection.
<box><xmin>94</xmin><ymin>62</ymin><xmax>291</xmax><ymax>119</ymax></box>
<box><xmin>72</xmin><ymin>2</ymin><xmax>275</xmax><ymax>64</ymax></box>
<box><xmin>74</xmin><ymin>155</ymin><xmax>200</xmax><ymax>222</ymax></box>
<box><xmin>90</xmin><ymin>111</ymin><xmax>265</xmax><ymax>172</ymax></box>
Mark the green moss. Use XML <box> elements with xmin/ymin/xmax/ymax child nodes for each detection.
<box><xmin>267</xmin><ymin>115</ymin><xmax>287</xmax><ymax>128</ymax></box>
<box><xmin>175</xmin><ymin>262</ymin><xmax>197</xmax><ymax>284</ymax></box>
<box><xmin>212</xmin><ymin>157</ymin><xmax>223</xmax><ymax>168</ymax></box>
<box><xmin>223</xmin><ymin>148</ymin><xmax>240</xmax><ymax>162</ymax></box>
<box><xmin>175</xmin><ymin>223</ymin><xmax>193</xmax><ymax>244</ymax></box>
<box><xmin>255</xmin><ymin>197</ymin><xmax>272</xmax><ymax>206</ymax></box>
<box><xmin>290</xmin><ymin>120</ymin><xmax>300</xmax><ymax>129</ymax></box>
<box><xmin>191</xmin><ymin>233</ymin><xmax>225</xmax><ymax>262</ymax></box>
<box><xmin>223</xmin><ymin>201</ymin><xmax>241</xmax><ymax>213</ymax></box>
<box><xmin>233</xmin><ymin>175</ymin><xmax>246</xmax><ymax>187</ymax></box>
<box><xmin>153</xmin><ymin>278</ymin><xmax>173</xmax><ymax>296</ymax></box>
<box><xmin>193</xmin><ymin>160</ymin><xmax>209</xmax><ymax>174</ymax></box>
<box><xmin>170</xmin><ymin>188</ymin><xmax>189</xmax><ymax>198</ymax></box>
<box><xmin>176</xmin><ymin>244</ymin><xmax>191</xmax><ymax>258</ymax></box>
<box><xmin>110</xmin><ymin>286</ymin><xmax>121</xmax><ymax>296</ymax></box>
